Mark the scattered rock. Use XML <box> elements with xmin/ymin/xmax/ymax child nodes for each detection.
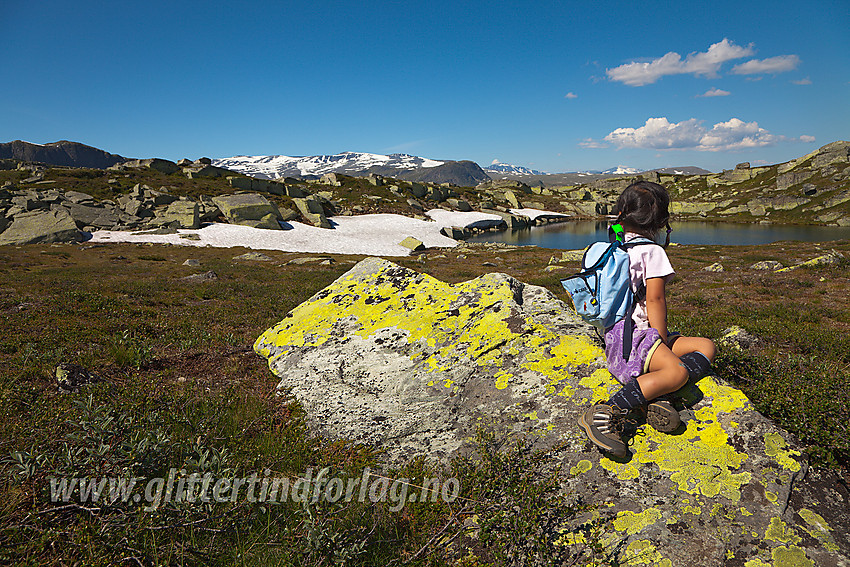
<box><xmin>287</xmin><ymin>257</ymin><xmax>334</xmax><ymax>265</ymax></box>
<box><xmin>749</xmin><ymin>260</ymin><xmax>784</xmax><ymax>271</ymax></box>
<box><xmin>559</xmin><ymin>250</ymin><xmax>586</xmax><ymax>262</ymax></box>
<box><xmin>213</xmin><ymin>193</ymin><xmax>283</xmax><ymax>230</ymax></box>
<box><xmin>156</xmin><ymin>200</ymin><xmax>200</xmax><ymax>229</ymax></box>
<box><xmin>776</xmin><ymin>250</ymin><xmax>844</xmax><ymax>272</ymax></box>
<box><xmin>233</xmin><ymin>252</ymin><xmax>274</xmax><ymax>262</ymax></box>
<box><xmin>182</xmin><ymin>259</ymin><xmax>201</xmax><ymax>267</ymax></box>
<box><xmin>718</xmin><ymin>326</ymin><xmax>757</xmax><ymax>351</ymax></box>
<box><xmin>0</xmin><ymin>209</ymin><xmax>82</xmax><ymax>245</ymax></box>
<box><xmin>398</xmin><ymin>236</ymin><xmax>425</xmax><ymax>252</ymax></box>
<box><xmin>440</xmin><ymin>226</ymin><xmax>470</xmax><ymax>240</ymax></box>
<box><xmin>292</xmin><ymin>197</ymin><xmax>332</xmax><ymax>228</ymax></box>
<box><xmin>123</xmin><ymin>158</ymin><xmax>180</xmax><ymax>174</ymax></box>
<box><xmin>702</xmin><ymin>262</ymin><xmax>724</xmax><ymax>272</ymax></box>
<box><xmin>56</xmin><ymin>363</ymin><xmax>100</xmax><ymax>393</ymax></box>
<box><xmin>179</xmin><ymin>271</ymin><xmax>218</xmax><ymax>283</ymax></box>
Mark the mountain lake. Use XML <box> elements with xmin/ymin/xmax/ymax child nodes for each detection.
<box><xmin>467</xmin><ymin>220</ymin><xmax>850</xmax><ymax>249</ymax></box>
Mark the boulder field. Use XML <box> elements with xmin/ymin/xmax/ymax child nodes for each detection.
<box><xmin>254</xmin><ymin>257</ymin><xmax>848</xmax><ymax>566</ymax></box>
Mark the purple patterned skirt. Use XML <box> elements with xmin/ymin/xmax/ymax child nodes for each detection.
<box><xmin>604</xmin><ymin>319</ymin><xmax>663</xmax><ymax>385</ymax></box>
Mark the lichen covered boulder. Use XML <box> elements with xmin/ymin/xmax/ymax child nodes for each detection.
<box><xmin>255</xmin><ymin>258</ymin><xmax>848</xmax><ymax>566</ymax></box>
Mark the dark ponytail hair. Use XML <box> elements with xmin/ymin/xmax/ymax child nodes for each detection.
<box><xmin>614</xmin><ymin>180</ymin><xmax>670</xmax><ymax>234</ymax></box>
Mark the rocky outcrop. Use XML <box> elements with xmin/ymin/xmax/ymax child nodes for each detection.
<box><xmin>154</xmin><ymin>200</ymin><xmax>200</xmax><ymax>229</ymax></box>
<box><xmin>291</xmin><ymin>196</ymin><xmax>332</xmax><ymax>228</ymax></box>
<box><xmin>0</xmin><ymin>208</ymin><xmax>82</xmax><ymax>245</ymax></box>
<box><xmin>212</xmin><ymin>193</ymin><xmax>283</xmax><ymax>230</ymax></box>
<box><xmin>254</xmin><ymin>258</ymin><xmax>848</xmax><ymax>566</ymax></box>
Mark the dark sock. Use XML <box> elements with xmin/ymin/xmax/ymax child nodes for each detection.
<box><xmin>679</xmin><ymin>351</ymin><xmax>712</xmax><ymax>380</ymax></box>
<box><xmin>607</xmin><ymin>379</ymin><xmax>647</xmax><ymax>412</ymax></box>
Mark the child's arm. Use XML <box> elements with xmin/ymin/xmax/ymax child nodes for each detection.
<box><xmin>645</xmin><ymin>276</ymin><xmax>668</xmax><ymax>343</ymax></box>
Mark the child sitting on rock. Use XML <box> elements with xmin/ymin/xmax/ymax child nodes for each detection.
<box><xmin>579</xmin><ymin>180</ymin><xmax>716</xmax><ymax>458</ymax></box>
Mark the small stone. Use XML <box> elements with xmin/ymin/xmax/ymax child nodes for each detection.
<box><xmin>288</xmin><ymin>257</ymin><xmax>334</xmax><ymax>265</ymax></box>
<box><xmin>399</xmin><ymin>236</ymin><xmax>425</xmax><ymax>252</ymax></box>
<box><xmin>179</xmin><ymin>271</ymin><xmax>218</xmax><ymax>283</ymax></box>
<box><xmin>183</xmin><ymin>259</ymin><xmax>201</xmax><ymax>267</ymax></box>
<box><xmin>719</xmin><ymin>326</ymin><xmax>757</xmax><ymax>351</ymax></box>
<box><xmin>56</xmin><ymin>363</ymin><xmax>100</xmax><ymax>393</ymax></box>
<box><xmin>749</xmin><ymin>260</ymin><xmax>784</xmax><ymax>271</ymax></box>
<box><xmin>233</xmin><ymin>252</ymin><xmax>274</xmax><ymax>262</ymax></box>
<box><xmin>703</xmin><ymin>262</ymin><xmax>724</xmax><ymax>272</ymax></box>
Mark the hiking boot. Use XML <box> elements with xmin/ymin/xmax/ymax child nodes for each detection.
<box><xmin>578</xmin><ymin>403</ymin><xmax>630</xmax><ymax>458</ymax></box>
<box><xmin>644</xmin><ymin>399</ymin><xmax>681</xmax><ymax>433</ymax></box>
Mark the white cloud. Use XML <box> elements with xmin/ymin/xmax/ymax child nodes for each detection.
<box><xmin>564</xmin><ymin>92</ymin><xmax>578</xmax><ymax>99</ymax></box>
<box><xmin>579</xmin><ymin>138</ymin><xmax>609</xmax><ymax>149</ymax></box>
<box><xmin>800</xmin><ymin>135</ymin><xmax>816</xmax><ymax>143</ymax></box>
<box><xmin>792</xmin><ymin>77</ymin><xmax>812</xmax><ymax>85</ymax></box>
<box><xmin>602</xmin><ymin>117</ymin><xmax>778</xmax><ymax>151</ymax></box>
<box><xmin>606</xmin><ymin>39</ymin><xmax>754</xmax><ymax>86</ymax></box>
<box><xmin>697</xmin><ymin>87</ymin><xmax>731</xmax><ymax>97</ymax></box>
<box><xmin>731</xmin><ymin>55</ymin><xmax>800</xmax><ymax>75</ymax></box>
<box><xmin>491</xmin><ymin>159</ymin><xmax>500</xmax><ymax>165</ymax></box>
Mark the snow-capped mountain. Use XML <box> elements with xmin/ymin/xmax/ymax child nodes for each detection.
<box><xmin>484</xmin><ymin>162</ymin><xmax>546</xmax><ymax>176</ymax></box>
<box><xmin>212</xmin><ymin>151</ymin><xmax>444</xmax><ymax>180</ymax></box>
<box><xmin>601</xmin><ymin>165</ymin><xmax>642</xmax><ymax>175</ymax></box>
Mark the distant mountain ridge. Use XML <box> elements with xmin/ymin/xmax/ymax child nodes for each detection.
<box><xmin>213</xmin><ymin>151</ymin><xmax>491</xmax><ymax>186</ymax></box>
<box><xmin>0</xmin><ymin>140</ymin><xmax>713</xmax><ymax>186</ymax></box>
<box><xmin>212</xmin><ymin>151</ymin><xmax>445</xmax><ymax>179</ymax></box>
<box><xmin>0</xmin><ymin>140</ymin><xmax>126</xmax><ymax>169</ymax></box>
<box><xmin>484</xmin><ymin>163</ymin><xmax>546</xmax><ymax>176</ymax></box>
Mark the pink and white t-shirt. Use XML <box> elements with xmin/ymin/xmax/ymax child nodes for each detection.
<box><xmin>623</xmin><ymin>232</ymin><xmax>675</xmax><ymax>330</ymax></box>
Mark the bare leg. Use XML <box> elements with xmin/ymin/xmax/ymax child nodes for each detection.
<box><xmin>670</xmin><ymin>336</ymin><xmax>716</xmax><ymax>362</ymax></box>
<box><xmin>636</xmin><ymin>342</ymin><xmax>688</xmax><ymax>401</ymax></box>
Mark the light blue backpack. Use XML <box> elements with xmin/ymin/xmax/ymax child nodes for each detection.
<box><xmin>560</xmin><ymin>225</ymin><xmax>657</xmax><ymax>358</ymax></box>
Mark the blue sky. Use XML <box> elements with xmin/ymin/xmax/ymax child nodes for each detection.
<box><xmin>1</xmin><ymin>0</ymin><xmax>848</xmax><ymax>173</ymax></box>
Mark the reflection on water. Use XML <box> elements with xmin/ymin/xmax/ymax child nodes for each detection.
<box><xmin>467</xmin><ymin>221</ymin><xmax>850</xmax><ymax>249</ymax></box>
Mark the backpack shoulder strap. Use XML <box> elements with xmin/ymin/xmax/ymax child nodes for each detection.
<box><xmin>621</xmin><ymin>236</ymin><xmax>658</xmax><ymax>250</ymax></box>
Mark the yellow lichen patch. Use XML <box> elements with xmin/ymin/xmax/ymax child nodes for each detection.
<box><xmin>600</xmin><ymin>376</ymin><xmax>752</xmax><ymax>501</ymax></box>
<box><xmin>494</xmin><ymin>371</ymin><xmax>512</xmax><ymax>390</ymax></box>
<box><xmin>569</xmin><ymin>459</ymin><xmax>593</xmax><ymax>476</ymax></box>
<box><xmin>771</xmin><ymin>545</ymin><xmax>814</xmax><ymax>567</ymax></box>
<box><xmin>764</xmin><ymin>432</ymin><xmax>802</xmax><ymax>472</ymax></box>
<box><xmin>522</xmin><ymin>334</ymin><xmax>601</xmax><ymax>395</ymax></box>
<box><xmin>744</xmin><ymin>559</ymin><xmax>771</xmax><ymax>567</ymax></box>
<box><xmin>612</xmin><ymin>508</ymin><xmax>662</xmax><ymax>536</ymax></box>
<box><xmin>556</xmin><ymin>383</ymin><xmax>575</xmax><ymax>397</ymax></box>
<box><xmin>622</xmin><ymin>540</ymin><xmax>672</xmax><ymax>566</ymax></box>
<box><xmin>740</xmin><ymin>507</ymin><xmax>753</xmax><ymax>517</ymax></box>
<box><xmin>554</xmin><ymin>531</ymin><xmax>586</xmax><ymax>547</ymax></box>
<box><xmin>765</xmin><ymin>517</ymin><xmax>802</xmax><ymax>545</ymax></box>
<box><xmin>797</xmin><ymin>509</ymin><xmax>839</xmax><ymax>552</ymax></box>
<box><xmin>578</xmin><ymin>368</ymin><xmax>619</xmax><ymax>403</ymax></box>
<box><xmin>683</xmin><ymin>503</ymin><xmax>701</xmax><ymax>516</ymax></box>
<box><xmin>765</xmin><ymin>490</ymin><xmax>778</xmax><ymax>504</ymax></box>
<box><xmin>256</xmin><ymin>261</ymin><xmax>607</xmax><ymax>404</ymax></box>
<box><xmin>257</xmin><ymin>265</ymin><xmax>527</xmax><ymax>373</ymax></box>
